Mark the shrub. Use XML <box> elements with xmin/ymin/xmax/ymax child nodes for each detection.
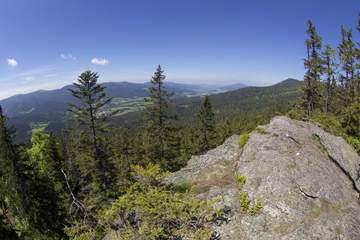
<box><xmin>255</xmin><ymin>126</ymin><xmax>267</xmax><ymax>134</ymax></box>
<box><xmin>235</xmin><ymin>175</ymin><xmax>247</xmax><ymax>189</ymax></box>
<box><xmin>346</xmin><ymin>136</ymin><xmax>360</xmax><ymax>153</ymax></box>
<box><xmin>172</xmin><ymin>182</ymin><xmax>192</xmax><ymax>193</ymax></box>
<box><xmin>343</xmin><ymin>98</ymin><xmax>360</xmax><ymax>138</ymax></box>
<box><xmin>287</xmin><ymin>108</ymin><xmax>305</xmax><ymax>120</ymax></box>
<box><xmin>311</xmin><ymin>111</ymin><xmax>344</xmax><ymax>137</ymax></box>
<box><xmin>249</xmin><ymin>200</ymin><xmax>263</xmax><ymax>216</ymax></box>
<box><xmin>239</xmin><ymin>133</ymin><xmax>250</xmax><ymax>148</ymax></box>
<box><xmin>235</xmin><ymin>174</ymin><xmax>263</xmax><ymax>216</ymax></box>
<box><xmin>99</xmin><ymin>164</ymin><xmax>219</xmax><ymax>240</ymax></box>
<box><xmin>309</xmin><ymin>111</ymin><xmax>360</xmax><ymax>154</ymax></box>
<box><xmin>239</xmin><ymin>192</ymin><xmax>250</xmax><ymax>210</ymax></box>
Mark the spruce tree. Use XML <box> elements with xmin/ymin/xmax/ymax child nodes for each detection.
<box><xmin>356</xmin><ymin>14</ymin><xmax>360</xmax><ymax>94</ymax></box>
<box><xmin>338</xmin><ymin>26</ymin><xmax>357</xmax><ymax>102</ymax></box>
<box><xmin>113</xmin><ymin>127</ymin><xmax>134</xmax><ymax>189</ymax></box>
<box><xmin>197</xmin><ymin>96</ymin><xmax>217</xmax><ymax>153</ymax></box>
<box><xmin>179</xmin><ymin>128</ymin><xmax>196</xmax><ymax>163</ymax></box>
<box><xmin>303</xmin><ymin>20</ymin><xmax>323</xmax><ymax>116</ymax></box>
<box><xmin>0</xmin><ymin>105</ymin><xmax>22</xmax><ymax>239</ymax></box>
<box><xmin>220</xmin><ymin>118</ymin><xmax>232</xmax><ymax>142</ymax></box>
<box><xmin>22</xmin><ymin>131</ymin><xmax>67</xmax><ymax>239</ymax></box>
<box><xmin>0</xmin><ymin>107</ymin><xmax>67</xmax><ymax>239</ymax></box>
<box><xmin>144</xmin><ymin>65</ymin><xmax>180</xmax><ymax>171</ymax></box>
<box><xmin>322</xmin><ymin>45</ymin><xmax>338</xmax><ymax>112</ymax></box>
<box><xmin>68</xmin><ymin>70</ymin><xmax>117</xmax><ymax>199</ymax></box>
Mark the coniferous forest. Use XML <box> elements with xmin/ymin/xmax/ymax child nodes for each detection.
<box><xmin>1</xmin><ymin>8</ymin><xmax>360</xmax><ymax>240</ymax></box>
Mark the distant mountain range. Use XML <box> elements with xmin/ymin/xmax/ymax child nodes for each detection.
<box><xmin>100</xmin><ymin>78</ymin><xmax>303</xmax><ymax>139</ymax></box>
<box><xmin>0</xmin><ymin>81</ymin><xmax>243</xmax><ymax>117</ymax></box>
<box><xmin>0</xmin><ymin>81</ymin><xmax>247</xmax><ymax>140</ymax></box>
<box><xmin>0</xmin><ymin>79</ymin><xmax>302</xmax><ymax>142</ymax></box>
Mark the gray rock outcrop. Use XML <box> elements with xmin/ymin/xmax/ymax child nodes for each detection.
<box><xmin>168</xmin><ymin>116</ymin><xmax>360</xmax><ymax>240</ymax></box>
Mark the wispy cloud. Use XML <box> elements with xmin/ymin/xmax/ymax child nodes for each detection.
<box><xmin>23</xmin><ymin>76</ymin><xmax>35</xmax><ymax>81</ymax></box>
<box><xmin>0</xmin><ymin>68</ymin><xmax>81</xmax><ymax>100</ymax></box>
<box><xmin>91</xmin><ymin>57</ymin><xmax>109</xmax><ymax>65</ymax></box>
<box><xmin>60</xmin><ymin>53</ymin><xmax>76</xmax><ymax>60</ymax></box>
<box><xmin>7</xmin><ymin>58</ymin><xmax>18</xmax><ymax>67</ymax></box>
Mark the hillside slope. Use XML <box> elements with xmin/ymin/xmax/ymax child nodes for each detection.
<box><xmin>168</xmin><ymin>116</ymin><xmax>360</xmax><ymax>239</ymax></box>
<box><xmin>0</xmin><ymin>81</ymin><xmax>208</xmax><ymax>117</ymax></box>
<box><xmin>0</xmin><ymin>81</ymin><xmax>248</xmax><ymax>141</ymax></box>
<box><xmin>175</xmin><ymin>78</ymin><xmax>302</xmax><ymax>121</ymax></box>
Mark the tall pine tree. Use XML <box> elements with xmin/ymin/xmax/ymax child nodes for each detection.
<box><xmin>303</xmin><ymin>20</ymin><xmax>323</xmax><ymax>116</ymax></box>
<box><xmin>338</xmin><ymin>26</ymin><xmax>357</xmax><ymax>102</ymax></box>
<box><xmin>0</xmin><ymin>105</ymin><xmax>22</xmax><ymax>239</ymax></box>
<box><xmin>68</xmin><ymin>70</ymin><xmax>118</xmax><ymax>202</ymax></box>
<box><xmin>21</xmin><ymin>129</ymin><xmax>68</xmax><ymax>239</ymax></box>
<box><xmin>322</xmin><ymin>45</ymin><xmax>338</xmax><ymax>112</ymax></box>
<box><xmin>143</xmin><ymin>65</ymin><xmax>181</xmax><ymax>171</ymax></box>
<box><xmin>356</xmin><ymin>14</ymin><xmax>360</xmax><ymax>95</ymax></box>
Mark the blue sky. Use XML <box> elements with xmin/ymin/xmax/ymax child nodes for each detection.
<box><xmin>0</xmin><ymin>0</ymin><xmax>358</xmax><ymax>99</ymax></box>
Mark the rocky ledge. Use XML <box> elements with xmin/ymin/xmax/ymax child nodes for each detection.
<box><xmin>168</xmin><ymin>116</ymin><xmax>360</xmax><ymax>240</ymax></box>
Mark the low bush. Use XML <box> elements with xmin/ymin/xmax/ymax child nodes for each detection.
<box><xmin>239</xmin><ymin>133</ymin><xmax>250</xmax><ymax>148</ymax></box>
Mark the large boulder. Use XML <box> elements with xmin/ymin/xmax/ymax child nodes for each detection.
<box><xmin>168</xmin><ymin>116</ymin><xmax>360</xmax><ymax>240</ymax></box>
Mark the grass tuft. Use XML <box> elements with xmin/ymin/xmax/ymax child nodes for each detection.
<box><xmin>239</xmin><ymin>133</ymin><xmax>250</xmax><ymax>148</ymax></box>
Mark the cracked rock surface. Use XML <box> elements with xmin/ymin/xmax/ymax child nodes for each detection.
<box><xmin>168</xmin><ymin>116</ymin><xmax>360</xmax><ymax>240</ymax></box>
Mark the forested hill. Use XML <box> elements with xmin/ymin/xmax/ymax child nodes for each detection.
<box><xmin>175</xmin><ymin>78</ymin><xmax>302</xmax><ymax>121</ymax></box>
<box><xmin>119</xmin><ymin>78</ymin><xmax>303</xmax><ymax>122</ymax></box>
<box><xmin>0</xmin><ymin>81</ymin><xmax>246</xmax><ymax>141</ymax></box>
<box><xmin>0</xmin><ymin>81</ymin><xmax>235</xmax><ymax>117</ymax></box>
<box><xmin>109</xmin><ymin>78</ymin><xmax>302</xmax><ymax>136</ymax></box>
<box><xmin>3</xmin><ymin>78</ymin><xmax>301</xmax><ymax>141</ymax></box>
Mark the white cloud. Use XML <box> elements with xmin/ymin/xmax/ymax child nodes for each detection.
<box><xmin>23</xmin><ymin>76</ymin><xmax>35</xmax><ymax>81</ymax></box>
<box><xmin>91</xmin><ymin>57</ymin><xmax>109</xmax><ymax>65</ymax></box>
<box><xmin>60</xmin><ymin>53</ymin><xmax>76</xmax><ymax>60</ymax></box>
<box><xmin>7</xmin><ymin>58</ymin><xmax>18</xmax><ymax>67</ymax></box>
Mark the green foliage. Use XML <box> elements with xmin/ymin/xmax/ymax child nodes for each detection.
<box><xmin>255</xmin><ymin>126</ymin><xmax>267</xmax><ymax>134</ymax></box>
<box><xmin>143</xmin><ymin>65</ymin><xmax>182</xmax><ymax>171</ymax></box>
<box><xmin>307</xmin><ymin>110</ymin><xmax>360</xmax><ymax>154</ymax></box>
<box><xmin>297</xmin><ymin>17</ymin><xmax>360</xmax><ymax>156</ymax></box>
<box><xmin>310</xmin><ymin>111</ymin><xmax>344</xmax><ymax>136</ymax></box>
<box><xmin>27</xmin><ymin>129</ymin><xmax>59</xmax><ymax>176</ymax></box>
<box><xmin>249</xmin><ymin>200</ymin><xmax>263</xmax><ymax>216</ymax></box>
<box><xmin>235</xmin><ymin>175</ymin><xmax>247</xmax><ymax>189</ymax></box>
<box><xmin>346</xmin><ymin>136</ymin><xmax>360</xmax><ymax>153</ymax></box>
<box><xmin>338</xmin><ymin>26</ymin><xmax>357</xmax><ymax>103</ymax></box>
<box><xmin>321</xmin><ymin>45</ymin><xmax>338</xmax><ymax>113</ymax></box>
<box><xmin>302</xmin><ymin>20</ymin><xmax>323</xmax><ymax>116</ymax></box>
<box><xmin>0</xmin><ymin>106</ymin><xmax>34</xmax><ymax>239</ymax></box>
<box><xmin>19</xmin><ymin>129</ymin><xmax>68</xmax><ymax>239</ymax></box>
<box><xmin>69</xmin><ymin>164</ymin><xmax>218</xmax><ymax>240</ymax></box>
<box><xmin>0</xmin><ymin>211</ymin><xmax>20</xmax><ymax>240</ymax></box>
<box><xmin>197</xmin><ymin>96</ymin><xmax>217</xmax><ymax>153</ymax></box>
<box><xmin>239</xmin><ymin>192</ymin><xmax>251</xmax><ymax>210</ymax></box>
<box><xmin>343</xmin><ymin>98</ymin><xmax>360</xmax><ymax>138</ymax></box>
<box><xmin>65</xmin><ymin>222</ymin><xmax>101</xmax><ymax>240</ymax></box>
<box><xmin>218</xmin><ymin>118</ymin><xmax>233</xmax><ymax>143</ymax></box>
<box><xmin>68</xmin><ymin>70</ymin><xmax>118</xmax><ymax>206</ymax></box>
<box><xmin>239</xmin><ymin>133</ymin><xmax>250</xmax><ymax>148</ymax></box>
<box><xmin>172</xmin><ymin>182</ymin><xmax>193</xmax><ymax>193</ymax></box>
<box><xmin>287</xmin><ymin>107</ymin><xmax>305</xmax><ymax>120</ymax></box>
<box><xmin>236</xmin><ymin>173</ymin><xmax>263</xmax><ymax>215</ymax></box>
